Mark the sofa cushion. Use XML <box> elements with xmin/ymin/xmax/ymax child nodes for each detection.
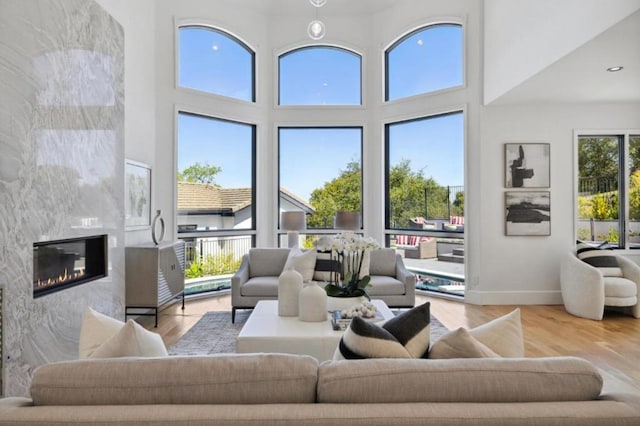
<box><xmin>283</xmin><ymin>247</ymin><xmax>316</xmax><ymax>282</ymax></box>
<box><xmin>317</xmin><ymin>357</ymin><xmax>603</xmax><ymax>403</ymax></box>
<box><xmin>368</xmin><ymin>249</ymin><xmax>396</xmax><ymax>276</ymax></box>
<box><xmin>30</xmin><ymin>354</ymin><xmax>319</xmax><ymax>406</ymax></box>
<box><xmin>89</xmin><ymin>320</ymin><xmax>168</xmax><ymax>359</ymax></box>
<box><xmin>334</xmin><ymin>316</ymin><xmax>411</xmax><ymax>360</ymax></box>
<box><xmin>604</xmin><ymin>277</ymin><xmax>638</xmax><ymax>298</ymax></box>
<box><xmin>576</xmin><ymin>241</ymin><xmax>623</xmax><ymax>277</ymax></box>
<box><xmin>367</xmin><ymin>275</ymin><xmax>405</xmax><ymax>296</ymax></box>
<box><xmin>429</xmin><ymin>327</ymin><xmax>500</xmax><ymax>359</ymax></box>
<box><xmin>240</xmin><ymin>277</ymin><xmax>279</xmax><ymax>297</ymax></box>
<box><xmin>78</xmin><ymin>307</ymin><xmax>125</xmax><ymax>359</ymax></box>
<box><xmin>468</xmin><ymin>308</ymin><xmax>524</xmax><ymax>357</ymax></box>
<box><xmin>249</xmin><ymin>248</ymin><xmax>289</xmax><ymax>278</ymax></box>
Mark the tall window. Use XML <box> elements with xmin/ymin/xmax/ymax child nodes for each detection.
<box><xmin>176</xmin><ymin>112</ymin><xmax>255</xmax><ymax>294</ymax></box>
<box><xmin>279</xmin><ymin>46</ymin><xmax>361</xmax><ymax>105</ymax></box>
<box><xmin>279</xmin><ymin>127</ymin><xmax>363</xmax><ymax>234</ymax></box>
<box><xmin>577</xmin><ymin>134</ymin><xmax>640</xmax><ymax>248</ymax></box>
<box><xmin>178</xmin><ymin>26</ymin><xmax>255</xmax><ymax>102</ymax></box>
<box><xmin>385</xmin><ymin>24</ymin><xmax>463</xmax><ymax>101</ymax></box>
<box><xmin>385</xmin><ymin>111</ymin><xmax>464</xmax><ymax>230</ymax></box>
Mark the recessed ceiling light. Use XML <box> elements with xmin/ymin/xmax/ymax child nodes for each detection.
<box><xmin>607</xmin><ymin>66</ymin><xmax>623</xmax><ymax>72</ymax></box>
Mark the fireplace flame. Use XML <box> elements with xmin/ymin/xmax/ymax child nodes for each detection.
<box><xmin>35</xmin><ymin>268</ymin><xmax>86</xmax><ymax>289</ymax></box>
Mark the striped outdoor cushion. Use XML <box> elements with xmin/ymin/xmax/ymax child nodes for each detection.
<box><xmin>397</xmin><ymin>235</ymin><xmax>409</xmax><ymax>245</ymax></box>
<box><xmin>576</xmin><ymin>241</ymin><xmax>622</xmax><ymax>277</ymax></box>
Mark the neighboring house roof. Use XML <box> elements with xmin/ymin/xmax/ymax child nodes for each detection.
<box><xmin>177</xmin><ymin>181</ymin><xmax>314</xmax><ymax>214</ymax></box>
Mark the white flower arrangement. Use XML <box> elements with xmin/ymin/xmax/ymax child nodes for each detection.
<box><xmin>319</xmin><ymin>233</ymin><xmax>381</xmax><ymax>299</ymax></box>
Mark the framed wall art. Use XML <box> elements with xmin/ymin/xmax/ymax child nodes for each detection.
<box><xmin>505</xmin><ymin>191</ymin><xmax>550</xmax><ymax>236</ymax></box>
<box><xmin>504</xmin><ymin>143</ymin><xmax>550</xmax><ymax>188</ymax></box>
<box><xmin>125</xmin><ymin>159</ymin><xmax>151</xmax><ymax>230</ymax></box>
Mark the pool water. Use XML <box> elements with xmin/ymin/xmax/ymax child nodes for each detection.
<box><xmin>410</xmin><ymin>269</ymin><xmax>465</xmax><ymax>296</ymax></box>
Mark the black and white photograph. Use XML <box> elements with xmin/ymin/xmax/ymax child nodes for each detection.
<box><xmin>505</xmin><ymin>191</ymin><xmax>550</xmax><ymax>236</ymax></box>
<box><xmin>504</xmin><ymin>143</ymin><xmax>550</xmax><ymax>188</ymax></box>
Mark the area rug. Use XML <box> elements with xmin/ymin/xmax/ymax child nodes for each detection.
<box><xmin>168</xmin><ymin>310</ymin><xmax>449</xmax><ymax>356</ymax></box>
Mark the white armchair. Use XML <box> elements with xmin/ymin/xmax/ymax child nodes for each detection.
<box><xmin>560</xmin><ymin>252</ymin><xmax>640</xmax><ymax>320</ymax></box>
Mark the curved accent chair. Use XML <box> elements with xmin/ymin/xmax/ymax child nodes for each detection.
<box><xmin>560</xmin><ymin>251</ymin><xmax>640</xmax><ymax>320</ymax></box>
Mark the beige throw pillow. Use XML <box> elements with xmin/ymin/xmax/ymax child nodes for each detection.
<box><xmin>468</xmin><ymin>308</ymin><xmax>524</xmax><ymax>357</ymax></box>
<box><xmin>89</xmin><ymin>319</ymin><xmax>168</xmax><ymax>358</ymax></box>
<box><xmin>78</xmin><ymin>307</ymin><xmax>125</xmax><ymax>359</ymax></box>
<box><xmin>283</xmin><ymin>247</ymin><xmax>316</xmax><ymax>282</ymax></box>
<box><xmin>429</xmin><ymin>327</ymin><xmax>500</xmax><ymax>359</ymax></box>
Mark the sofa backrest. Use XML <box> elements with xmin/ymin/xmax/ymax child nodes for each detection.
<box><xmin>248</xmin><ymin>248</ymin><xmax>290</xmax><ymax>277</ymax></box>
<box><xmin>368</xmin><ymin>248</ymin><xmax>397</xmax><ymax>276</ymax></box>
<box><xmin>317</xmin><ymin>357</ymin><xmax>603</xmax><ymax>403</ymax></box>
<box><xmin>30</xmin><ymin>353</ymin><xmax>318</xmax><ymax>406</ymax></box>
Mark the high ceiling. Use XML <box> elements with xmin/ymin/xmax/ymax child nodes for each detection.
<box><xmin>490</xmin><ymin>9</ymin><xmax>640</xmax><ymax>105</ymax></box>
<box><xmin>230</xmin><ymin>0</ymin><xmax>639</xmax><ymax>105</ymax></box>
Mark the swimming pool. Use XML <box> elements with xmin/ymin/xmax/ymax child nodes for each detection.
<box><xmin>409</xmin><ymin>269</ymin><xmax>465</xmax><ymax>296</ymax></box>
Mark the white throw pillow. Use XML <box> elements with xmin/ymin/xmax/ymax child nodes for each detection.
<box><xmin>428</xmin><ymin>327</ymin><xmax>500</xmax><ymax>359</ymax></box>
<box><xmin>78</xmin><ymin>307</ymin><xmax>125</xmax><ymax>359</ymax></box>
<box><xmin>468</xmin><ymin>308</ymin><xmax>524</xmax><ymax>357</ymax></box>
<box><xmin>89</xmin><ymin>319</ymin><xmax>168</xmax><ymax>358</ymax></box>
<box><xmin>283</xmin><ymin>247</ymin><xmax>316</xmax><ymax>282</ymax></box>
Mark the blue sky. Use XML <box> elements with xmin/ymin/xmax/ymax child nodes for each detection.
<box><xmin>177</xmin><ymin>25</ymin><xmax>463</xmax><ymax>202</ymax></box>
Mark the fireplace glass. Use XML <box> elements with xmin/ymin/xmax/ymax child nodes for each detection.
<box><xmin>33</xmin><ymin>234</ymin><xmax>108</xmax><ymax>298</ymax></box>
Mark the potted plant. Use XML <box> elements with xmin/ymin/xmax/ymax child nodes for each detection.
<box><xmin>318</xmin><ymin>233</ymin><xmax>380</xmax><ymax>310</ymax></box>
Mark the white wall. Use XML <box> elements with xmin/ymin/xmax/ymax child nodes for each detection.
<box><xmin>97</xmin><ymin>0</ymin><xmax>158</xmax><ymax>246</ymax></box>
<box><xmin>469</xmin><ymin>103</ymin><xmax>640</xmax><ymax>304</ymax></box>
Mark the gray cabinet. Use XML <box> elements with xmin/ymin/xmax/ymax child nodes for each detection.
<box><xmin>125</xmin><ymin>241</ymin><xmax>185</xmax><ymax>327</ymax></box>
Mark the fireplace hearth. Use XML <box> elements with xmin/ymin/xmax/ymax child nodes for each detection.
<box><xmin>33</xmin><ymin>234</ymin><xmax>108</xmax><ymax>298</ymax></box>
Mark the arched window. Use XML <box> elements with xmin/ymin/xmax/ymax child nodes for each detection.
<box><xmin>385</xmin><ymin>24</ymin><xmax>463</xmax><ymax>101</ymax></box>
<box><xmin>279</xmin><ymin>46</ymin><xmax>361</xmax><ymax>105</ymax></box>
<box><xmin>178</xmin><ymin>26</ymin><xmax>255</xmax><ymax>102</ymax></box>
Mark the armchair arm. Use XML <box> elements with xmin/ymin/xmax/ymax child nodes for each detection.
<box><xmin>560</xmin><ymin>253</ymin><xmax>605</xmax><ymax>320</ymax></box>
<box><xmin>395</xmin><ymin>254</ymin><xmax>416</xmax><ymax>299</ymax></box>
<box><xmin>617</xmin><ymin>256</ymin><xmax>640</xmax><ymax>318</ymax></box>
<box><xmin>231</xmin><ymin>254</ymin><xmax>250</xmax><ymax>304</ymax></box>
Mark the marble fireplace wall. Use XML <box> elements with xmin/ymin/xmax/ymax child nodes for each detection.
<box><xmin>0</xmin><ymin>0</ymin><xmax>124</xmax><ymax>396</ymax></box>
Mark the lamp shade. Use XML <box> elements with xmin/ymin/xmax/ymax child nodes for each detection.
<box><xmin>281</xmin><ymin>211</ymin><xmax>306</xmax><ymax>231</ymax></box>
<box><xmin>334</xmin><ymin>211</ymin><xmax>361</xmax><ymax>230</ymax></box>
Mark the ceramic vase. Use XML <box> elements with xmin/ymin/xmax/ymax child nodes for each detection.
<box><xmin>278</xmin><ymin>267</ymin><xmax>302</xmax><ymax>316</ymax></box>
<box><xmin>299</xmin><ymin>282</ymin><xmax>328</xmax><ymax>322</ymax></box>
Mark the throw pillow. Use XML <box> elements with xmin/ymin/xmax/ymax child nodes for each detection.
<box><xmin>468</xmin><ymin>308</ymin><xmax>525</xmax><ymax>358</ymax></box>
<box><xmin>381</xmin><ymin>302</ymin><xmax>431</xmax><ymax>358</ymax></box>
<box><xmin>334</xmin><ymin>316</ymin><xmax>411</xmax><ymax>360</ymax></box>
<box><xmin>576</xmin><ymin>241</ymin><xmax>622</xmax><ymax>277</ymax></box>
<box><xmin>314</xmin><ymin>251</ymin><xmax>341</xmax><ymax>282</ymax></box>
<box><xmin>78</xmin><ymin>307</ymin><xmax>125</xmax><ymax>359</ymax></box>
<box><xmin>89</xmin><ymin>319</ymin><xmax>168</xmax><ymax>358</ymax></box>
<box><xmin>283</xmin><ymin>247</ymin><xmax>316</xmax><ymax>282</ymax></box>
<box><xmin>428</xmin><ymin>327</ymin><xmax>500</xmax><ymax>359</ymax></box>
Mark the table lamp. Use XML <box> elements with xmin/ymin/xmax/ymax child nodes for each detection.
<box><xmin>281</xmin><ymin>211</ymin><xmax>306</xmax><ymax>248</ymax></box>
<box><xmin>334</xmin><ymin>210</ymin><xmax>361</xmax><ymax>230</ymax></box>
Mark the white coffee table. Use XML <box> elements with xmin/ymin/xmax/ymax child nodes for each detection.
<box><xmin>236</xmin><ymin>299</ymin><xmax>394</xmax><ymax>362</ymax></box>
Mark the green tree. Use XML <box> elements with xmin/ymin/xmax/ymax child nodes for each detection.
<box><xmin>308</xmin><ymin>161</ymin><xmax>361</xmax><ymax>228</ymax></box>
<box><xmin>578</xmin><ymin>137</ymin><xmax>618</xmax><ymax>179</ymax></box>
<box><xmin>178</xmin><ymin>162</ymin><xmax>222</xmax><ymax>185</ymax></box>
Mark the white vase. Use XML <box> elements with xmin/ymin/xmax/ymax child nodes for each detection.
<box><xmin>278</xmin><ymin>267</ymin><xmax>302</xmax><ymax>316</ymax></box>
<box><xmin>298</xmin><ymin>282</ymin><xmax>327</xmax><ymax>322</ymax></box>
<box><xmin>326</xmin><ymin>295</ymin><xmax>366</xmax><ymax>312</ymax></box>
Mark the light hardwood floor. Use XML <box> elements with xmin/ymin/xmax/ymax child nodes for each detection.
<box><xmin>153</xmin><ymin>293</ymin><xmax>640</xmax><ymax>388</ymax></box>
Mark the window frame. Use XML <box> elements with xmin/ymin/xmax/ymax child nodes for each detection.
<box><xmin>384</xmin><ymin>21</ymin><xmax>465</xmax><ymax>103</ymax></box>
<box><xmin>574</xmin><ymin>131</ymin><xmax>640</xmax><ymax>249</ymax></box>
<box><xmin>277</xmin><ymin>125</ymin><xmax>365</xmax><ymax>236</ymax></box>
<box><xmin>384</xmin><ymin>109</ymin><xmax>465</xmax><ymax>237</ymax></box>
<box><xmin>276</xmin><ymin>44</ymin><xmax>364</xmax><ymax>108</ymax></box>
<box><xmin>176</xmin><ymin>23</ymin><xmax>256</xmax><ymax>103</ymax></box>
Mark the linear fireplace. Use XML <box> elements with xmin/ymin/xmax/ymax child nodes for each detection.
<box><xmin>33</xmin><ymin>234</ymin><xmax>108</xmax><ymax>298</ymax></box>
